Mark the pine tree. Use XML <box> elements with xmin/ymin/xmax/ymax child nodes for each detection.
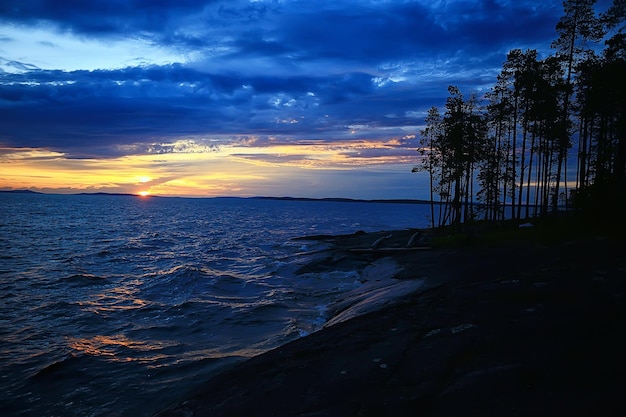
<box><xmin>551</xmin><ymin>0</ymin><xmax>605</xmax><ymax>212</ymax></box>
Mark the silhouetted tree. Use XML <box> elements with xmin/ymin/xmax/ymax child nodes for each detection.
<box><xmin>415</xmin><ymin>106</ymin><xmax>443</xmax><ymax>228</ymax></box>
<box><xmin>552</xmin><ymin>0</ymin><xmax>605</xmax><ymax>212</ymax></box>
<box><xmin>424</xmin><ymin>87</ymin><xmax>488</xmax><ymax>229</ymax></box>
<box><xmin>572</xmin><ymin>32</ymin><xmax>626</xmax><ymax>217</ymax></box>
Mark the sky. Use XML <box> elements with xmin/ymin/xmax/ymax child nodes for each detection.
<box><xmin>0</xmin><ymin>0</ymin><xmax>600</xmax><ymax>199</ymax></box>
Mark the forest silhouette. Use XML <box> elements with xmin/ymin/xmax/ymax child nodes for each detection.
<box><xmin>414</xmin><ymin>0</ymin><xmax>625</xmax><ymax>230</ymax></box>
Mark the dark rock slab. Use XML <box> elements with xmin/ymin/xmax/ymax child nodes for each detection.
<box><xmin>156</xmin><ymin>237</ymin><xmax>626</xmax><ymax>417</ymax></box>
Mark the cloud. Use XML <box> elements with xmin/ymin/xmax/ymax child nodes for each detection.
<box><xmin>0</xmin><ymin>0</ymin><xmax>572</xmax><ymax>196</ymax></box>
<box><xmin>0</xmin><ymin>0</ymin><xmax>210</xmax><ymax>36</ymax></box>
<box><xmin>0</xmin><ymin>62</ymin><xmax>434</xmax><ymax>156</ymax></box>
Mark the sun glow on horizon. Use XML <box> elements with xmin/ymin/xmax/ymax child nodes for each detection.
<box><xmin>0</xmin><ymin>138</ymin><xmax>420</xmax><ymax>198</ymax></box>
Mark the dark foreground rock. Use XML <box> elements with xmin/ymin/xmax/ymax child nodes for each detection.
<box><xmin>156</xmin><ymin>236</ymin><xmax>626</xmax><ymax>417</ymax></box>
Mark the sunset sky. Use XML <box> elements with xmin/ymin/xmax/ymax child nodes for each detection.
<box><xmin>0</xmin><ymin>0</ymin><xmax>608</xmax><ymax>199</ymax></box>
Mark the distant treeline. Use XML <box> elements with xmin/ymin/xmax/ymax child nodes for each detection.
<box><xmin>0</xmin><ymin>189</ymin><xmax>43</xmax><ymax>194</ymax></box>
<box><xmin>251</xmin><ymin>196</ymin><xmax>431</xmax><ymax>205</ymax></box>
<box><xmin>414</xmin><ymin>0</ymin><xmax>625</xmax><ymax>229</ymax></box>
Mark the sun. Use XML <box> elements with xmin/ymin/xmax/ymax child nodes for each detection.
<box><xmin>138</xmin><ymin>191</ymin><xmax>150</xmax><ymax>197</ymax></box>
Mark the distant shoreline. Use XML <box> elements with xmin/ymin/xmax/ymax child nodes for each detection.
<box><xmin>0</xmin><ymin>189</ymin><xmax>431</xmax><ymax>205</ymax></box>
<box><xmin>247</xmin><ymin>196</ymin><xmax>431</xmax><ymax>205</ymax></box>
<box><xmin>0</xmin><ymin>189</ymin><xmax>44</xmax><ymax>194</ymax></box>
<box><xmin>1</xmin><ymin>190</ymin><xmax>565</xmax><ymax>212</ymax></box>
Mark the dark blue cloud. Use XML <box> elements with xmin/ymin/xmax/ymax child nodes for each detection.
<box><xmin>0</xmin><ymin>0</ymin><xmax>575</xmax><ymax>158</ymax></box>
<box><xmin>0</xmin><ymin>0</ymin><xmax>211</xmax><ymax>34</ymax></box>
<box><xmin>0</xmin><ymin>64</ymin><xmax>406</xmax><ymax>155</ymax></box>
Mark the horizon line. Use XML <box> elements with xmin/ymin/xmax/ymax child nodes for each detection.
<box><xmin>0</xmin><ymin>189</ymin><xmax>431</xmax><ymax>205</ymax></box>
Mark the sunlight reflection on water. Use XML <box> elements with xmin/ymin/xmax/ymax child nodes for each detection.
<box><xmin>68</xmin><ymin>335</ymin><xmax>177</xmax><ymax>362</ymax></box>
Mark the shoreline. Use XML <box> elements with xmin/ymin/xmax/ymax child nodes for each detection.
<box><xmin>156</xmin><ymin>229</ymin><xmax>626</xmax><ymax>417</ymax></box>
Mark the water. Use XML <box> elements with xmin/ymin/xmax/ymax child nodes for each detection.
<box><xmin>0</xmin><ymin>194</ymin><xmax>430</xmax><ymax>416</ymax></box>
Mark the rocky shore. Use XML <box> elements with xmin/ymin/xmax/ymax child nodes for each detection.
<box><xmin>156</xmin><ymin>228</ymin><xmax>626</xmax><ymax>417</ymax></box>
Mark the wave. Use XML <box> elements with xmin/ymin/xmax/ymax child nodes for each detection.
<box><xmin>233</xmin><ymin>301</ymin><xmax>292</xmax><ymax>324</ymax></box>
<box><xmin>141</xmin><ymin>264</ymin><xmax>269</xmax><ymax>305</ymax></box>
<box><xmin>28</xmin><ymin>353</ymin><xmax>87</xmax><ymax>382</ymax></box>
<box><xmin>140</xmin><ymin>265</ymin><xmax>217</xmax><ymax>303</ymax></box>
<box><xmin>60</xmin><ymin>273</ymin><xmax>108</xmax><ymax>286</ymax></box>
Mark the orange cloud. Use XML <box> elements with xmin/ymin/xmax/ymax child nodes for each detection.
<box><xmin>0</xmin><ymin>138</ymin><xmax>419</xmax><ymax>197</ymax></box>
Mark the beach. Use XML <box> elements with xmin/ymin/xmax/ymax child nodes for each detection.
<box><xmin>156</xmin><ymin>228</ymin><xmax>626</xmax><ymax>416</ymax></box>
